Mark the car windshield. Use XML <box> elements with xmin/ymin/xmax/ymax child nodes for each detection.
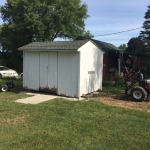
<box><xmin>0</xmin><ymin>67</ymin><xmax>9</xmax><ymax>70</ymax></box>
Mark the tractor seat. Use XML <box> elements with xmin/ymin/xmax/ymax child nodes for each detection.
<box><xmin>139</xmin><ymin>73</ymin><xmax>150</xmax><ymax>86</ymax></box>
<box><xmin>145</xmin><ymin>79</ymin><xmax>150</xmax><ymax>84</ymax></box>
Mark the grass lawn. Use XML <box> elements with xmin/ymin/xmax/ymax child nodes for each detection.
<box><xmin>0</xmin><ymin>79</ymin><xmax>150</xmax><ymax>149</ymax></box>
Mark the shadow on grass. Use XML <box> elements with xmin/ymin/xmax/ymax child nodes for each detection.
<box><xmin>10</xmin><ymin>86</ymin><xmax>25</xmax><ymax>94</ymax></box>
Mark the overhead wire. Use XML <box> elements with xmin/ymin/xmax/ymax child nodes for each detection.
<box><xmin>94</xmin><ymin>27</ymin><xmax>143</xmax><ymax>37</ymax></box>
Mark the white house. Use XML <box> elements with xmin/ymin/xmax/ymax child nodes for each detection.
<box><xmin>18</xmin><ymin>40</ymin><xmax>104</xmax><ymax>98</ymax></box>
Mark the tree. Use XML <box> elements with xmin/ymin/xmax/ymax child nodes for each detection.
<box><xmin>118</xmin><ymin>44</ymin><xmax>127</xmax><ymax>51</ymax></box>
<box><xmin>125</xmin><ymin>37</ymin><xmax>148</xmax><ymax>70</ymax></box>
<box><xmin>81</xmin><ymin>30</ymin><xmax>94</xmax><ymax>39</ymax></box>
<box><xmin>0</xmin><ymin>0</ymin><xmax>89</xmax><ymax>70</ymax></box>
<box><xmin>126</xmin><ymin>37</ymin><xmax>144</xmax><ymax>53</ymax></box>
<box><xmin>74</xmin><ymin>30</ymin><xmax>94</xmax><ymax>40</ymax></box>
<box><xmin>139</xmin><ymin>4</ymin><xmax>150</xmax><ymax>53</ymax></box>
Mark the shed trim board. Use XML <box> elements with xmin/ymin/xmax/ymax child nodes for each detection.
<box><xmin>20</xmin><ymin>40</ymin><xmax>104</xmax><ymax>98</ymax></box>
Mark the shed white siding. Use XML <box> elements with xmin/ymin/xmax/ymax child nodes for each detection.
<box><xmin>78</xmin><ymin>41</ymin><xmax>103</xmax><ymax>96</ymax></box>
<box><xmin>22</xmin><ymin>40</ymin><xmax>103</xmax><ymax>98</ymax></box>
<box><xmin>39</xmin><ymin>52</ymin><xmax>49</xmax><ymax>88</ymax></box>
<box><xmin>39</xmin><ymin>52</ymin><xmax>57</xmax><ymax>92</ymax></box>
<box><xmin>57</xmin><ymin>52</ymin><xmax>79</xmax><ymax>97</ymax></box>
<box><xmin>23</xmin><ymin>51</ymin><xmax>39</xmax><ymax>90</ymax></box>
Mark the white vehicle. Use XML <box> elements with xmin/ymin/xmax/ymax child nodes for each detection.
<box><xmin>0</xmin><ymin>66</ymin><xmax>18</xmax><ymax>78</ymax></box>
<box><xmin>20</xmin><ymin>72</ymin><xmax>23</xmax><ymax>78</ymax></box>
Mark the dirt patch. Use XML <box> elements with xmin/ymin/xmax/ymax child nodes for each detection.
<box><xmin>0</xmin><ymin>114</ymin><xmax>29</xmax><ymax>126</ymax></box>
<box><xmin>90</xmin><ymin>93</ymin><xmax>150</xmax><ymax>113</ymax></box>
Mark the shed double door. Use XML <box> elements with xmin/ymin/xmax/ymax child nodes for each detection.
<box><xmin>39</xmin><ymin>52</ymin><xmax>57</xmax><ymax>92</ymax></box>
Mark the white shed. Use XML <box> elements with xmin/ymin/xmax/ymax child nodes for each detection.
<box><xmin>18</xmin><ymin>40</ymin><xmax>104</xmax><ymax>98</ymax></box>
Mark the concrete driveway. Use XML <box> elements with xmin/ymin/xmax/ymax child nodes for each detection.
<box><xmin>16</xmin><ymin>91</ymin><xmax>84</xmax><ymax>104</ymax></box>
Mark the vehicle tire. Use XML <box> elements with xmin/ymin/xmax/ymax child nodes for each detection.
<box><xmin>0</xmin><ymin>74</ymin><xmax>2</xmax><ymax>79</ymax></box>
<box><xmin>0</xmin><ymin>85</ymin><xmax>9</xmax><ymax>92</ymax></box>
<box><xmin>6</xmin><ymin>82</ymin><xmax>14</xmax><ymax>88</ymax></box>
<box><xmin>130</xmin><ymin>86</ymin><xmax>147</xmax><ymax>102</ymax></box>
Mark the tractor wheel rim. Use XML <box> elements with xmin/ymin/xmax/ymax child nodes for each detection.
<box><xmin>2</xmin><ymin>87</ymin><xmax>7</xmax><ymax>92</ymax></box>
<box><xmin>133</xmin><ymin>91</ymin><xmax>142</xmax><ymax>99</ymax></box>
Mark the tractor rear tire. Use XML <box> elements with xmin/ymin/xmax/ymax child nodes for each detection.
<box><xmin>0</xmin><ymin>85</ymin><xmax>9</xmax><ymax>92</ymax></box>
<box><xmin>130</xmin><ymin>86</ymin><xmax>147</xmax><ymax>102</ymax></box>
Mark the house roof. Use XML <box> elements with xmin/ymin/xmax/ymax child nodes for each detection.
<box><xmin>122</xmin><ymin>50</ymin><xmax>150</xmax><ymax>58</ymax></box>
<box><xmin>91</xmin><ymin>39</ymin><xmax>120</xmax><ymax>53</ymax></box>
<box><xmin>18</xmin><ymin>40</ymin><xmax>91</xmax><ymax>51</ymax></box>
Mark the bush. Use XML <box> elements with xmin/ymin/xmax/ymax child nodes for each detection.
<box><xmin>102</xmin><ymin>79</ymin><xmax>124</xmax><ymax>94</ymax></box>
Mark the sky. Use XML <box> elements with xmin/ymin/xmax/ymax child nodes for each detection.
<box><xmin>84</xmin><ymin>0</ymin><xmax>150</xmax><ymax>46</ymax></box>
<box><xmin>0</xmin><ymin>0</ymin><xmax>150</xmax><ymax>47</ymax></box>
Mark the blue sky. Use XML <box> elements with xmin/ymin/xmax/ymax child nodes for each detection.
<box><xmin>0</xmin><ymin>0</ymin><xmax>149</xmax><ymax>47</ymax></box>
<box><xmin>84</xmin><ymin>0</ymin><xmax>150</xmax><ymax>46</ymax></box>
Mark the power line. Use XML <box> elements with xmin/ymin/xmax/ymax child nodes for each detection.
<box><xmin>94</xmin><ymin>27</ymin><xmax>143</xmax><ymax>37</ymax></box>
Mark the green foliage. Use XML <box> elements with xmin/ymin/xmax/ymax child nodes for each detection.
<box><xmin>102</xmin><ymin>79</ymin><xmax>124</xmax><ymax>94</ymax></box>
<box><xmin>81</xmin><ymin>30</ymin><xmax>94</xmax><ymax>39</ymax></box>
<box><xmin>114</xmin><ymin>79</ymin><xmax>125</xmax><ymax>87</ymax></box>
<box><xmin>118</xmin><ymin>43</ymin><xmax>127</xmax><ymax>50</ymax></box>
<box><xmin>1</xmin><ymin>0</ymin><xmax>89</xmax><ymax>41</ymax></box>
<box><xmin>126</xmin><ymin>37</ymin><xmax>144</xmax><ymax>53</ymax></box>
<box><xmin>0</xmin><ymin>0</ymin><xmax>89</xmax><ymax>71</ymax></box>
<box><xmin>139</xmin><ymin>5</ymin><xmax>150</xmax><ymax>53</ymax></box>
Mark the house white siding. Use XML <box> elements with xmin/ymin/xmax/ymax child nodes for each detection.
<box><xmin>78</xmin><ymin>41</ymin><xmax>103</xmax><ymax>96</ymax></box>
<box><xmin>57</xmin><ymin>52</ymin><xmax>79</xmax><ymax>97</ymax></box>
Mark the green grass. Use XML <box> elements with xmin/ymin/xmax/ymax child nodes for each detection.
<box><xmin>0</xmin><ymin>77</ymin><xmax>22</xmax><ymax>84</ymax></box>
<box><xmin>1</xmin><ymin>79</ymin><xmax>150</xmax><ymax>149</ymax></box>
<box><xmin>102</xmin><ymin>80</ymin><xmax>125</xmax><ymax>94</ymax></box>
